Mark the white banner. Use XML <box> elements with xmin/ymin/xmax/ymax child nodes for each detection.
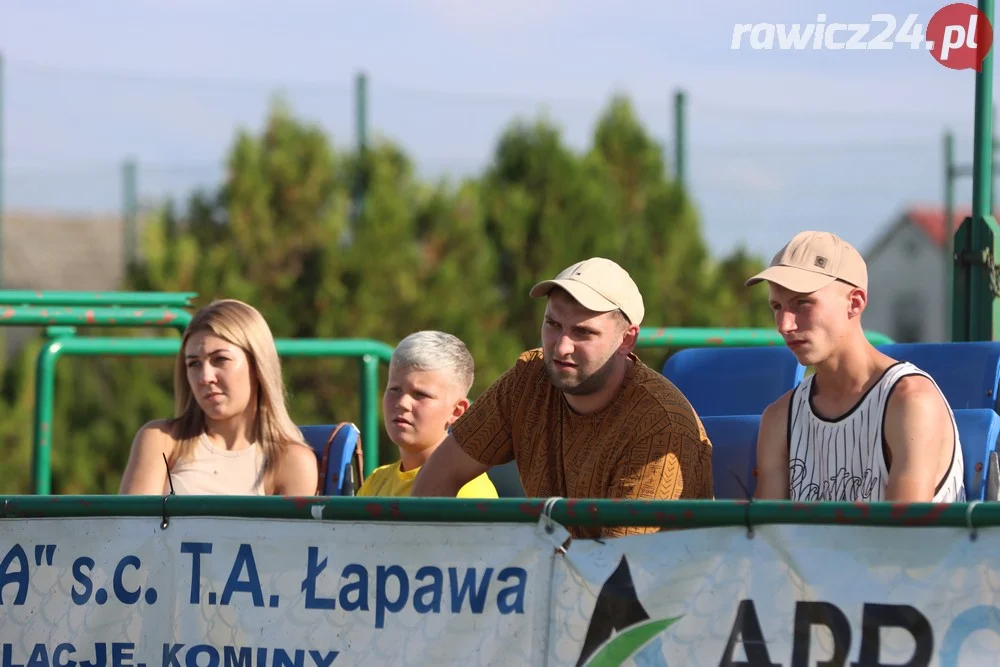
<box><xmin>0</xmin><ymin>517</ymin><xmax>553</xmax><ymax>666</ymax></box>
<box><xmin>8</xmin><ymin>518</ymin><xmax>1000</xmax><ymax>666</ymax></box>
<box><xmin>548</xmin><ymin>524</ymin><xmax>1000</xmax><ymax>667</ymax></box>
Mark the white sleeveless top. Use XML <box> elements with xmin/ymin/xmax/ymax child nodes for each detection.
<box><xmin>166</xmin><ymin>433</ymin><xmax>267</xmax><ymax>496</ymax></box>
<box><xmin>787</xmin><ymin>362</ymin><xmax>965</xmax><ymax>502</ymax></box>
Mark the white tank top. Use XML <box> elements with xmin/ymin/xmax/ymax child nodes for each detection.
<box><xmin>787</xmin><ymin>362</ymin><xmax>965</xmax><ymax>502</ymax></box>
<box><xmin>166</xmin><ymin>433</ymin><xmax>267</xmax><ymax>496</ymax></box>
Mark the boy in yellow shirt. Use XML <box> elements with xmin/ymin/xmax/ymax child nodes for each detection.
<box><xmin>358</xmin><ymin>331</ymin><xmax>498</xmax><ymax>498</ymax></box>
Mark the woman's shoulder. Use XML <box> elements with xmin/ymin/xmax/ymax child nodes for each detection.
<box><xmin>271</xmin><ymin>439</ymin><xmax>320</xmax><ymax>495</ymax></box>
<box><xmin>132</xmin><ymin>418</ymin><xmax>180</xmax><ymax>449</ymax></box>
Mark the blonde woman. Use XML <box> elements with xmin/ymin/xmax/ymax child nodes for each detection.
<box><xmin>119</xmin><ymin>299</ymin><xmax>319</xmax><ymax>496</ymax></box>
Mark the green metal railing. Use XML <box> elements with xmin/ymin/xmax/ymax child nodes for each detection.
<box><xmin>0</xmin><ymin>290</ymin><xmax>197</xmax><ymax>307</ymax></box>
<box><xmin>0</xmin><ymin>305</ymin><xmax>191</xmax><ymax>331</ymax></box>
<box><xmin>636</xmin><ymin>327</ymin><xmax>893</xmax><ymax>348</ymax></box>
<box><xmin>3</xmin><ymin>496</ymin><xmax>999</xmax><ymax>530</ymax></box>
<box><xmin>32</xmin><ymin>336</ymin><xmax>393</xmax><ymax>494</ymax></box>
<box><xmin>0</xmin><ymin>290</ymin><xmax>196</xmax><ymax>333</ymax></box>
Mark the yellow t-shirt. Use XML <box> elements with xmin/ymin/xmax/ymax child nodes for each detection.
<box><xmin>357</xmin><ymin>460</ymin><xmax>499</xmax><ymax>498</ymax></box>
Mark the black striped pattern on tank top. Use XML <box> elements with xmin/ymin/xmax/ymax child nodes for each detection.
<box><xmin>787</xmin><ymin>362</ymin><xmax>965</xmax><ymax>503</ymax></box>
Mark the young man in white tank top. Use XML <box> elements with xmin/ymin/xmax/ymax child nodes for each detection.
<box><xmin>745</xmin><ymin>231</ymin><xmax>965</xmax><ymax>503</ymax></box>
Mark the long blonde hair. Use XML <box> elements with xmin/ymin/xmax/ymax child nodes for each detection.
<box><xmin>168</xmin><ymin>299</ymin><xmax>304</xmax><ymax>473</ymax></box>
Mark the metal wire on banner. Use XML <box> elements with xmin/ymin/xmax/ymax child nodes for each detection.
<box><xmin>967</xmin><ymin>500</ymin><xmax>981</xmax><ymax>541</ymax></box>
<box><xmin>540</xmin><ymin>497</ymin><xmax>571</xmax><ymax>555</ymax></box>
<box><xmin>160</xmin><ymin>453</ymin><xmax>175</xmax><ymax>530</ymax></box>
<box><xmin>540</xmin><ymin>496</ymin><xmax>561</xmax><ymax>535</ymax></box>
<box><xmin>729</xmin><ymin>470</ymin><xmax>755</xmax><ymax>539</ymax></box>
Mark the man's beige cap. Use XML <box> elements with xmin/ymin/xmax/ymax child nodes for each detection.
<box><xmin>530</xmin><ymin>257</ymin><xmax>645</xmax><ymax>325</ymax></box>
<box><xmin>745</xmin><ymin>231</ymin><xmax>868</xmax><ymax>293</ymax></box>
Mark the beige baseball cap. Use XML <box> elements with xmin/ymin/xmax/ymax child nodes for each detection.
<box><xmin>530</xmin><ymin>257</ymin><xmax>645</xmax><ymax>325</ymax></box>
<box><xmin>745</xmin><ymin>231</ymin><xmax>868</xmax><ymax>293</ymax></box>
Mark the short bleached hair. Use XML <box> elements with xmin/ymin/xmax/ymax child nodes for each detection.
<box><xmin>391</xmin><ymin>330</ymin><xmax>475</xmax><ymax>395</ymax></box>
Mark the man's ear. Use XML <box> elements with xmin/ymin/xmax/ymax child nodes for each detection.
<box><xmin>618</xmin><ymin>324</ymin><xmax>640</xmax><ymax>355</ymax></box>
<box><xmin>848</xmin><ymin>287</ymin><xmax>867</xmax><ymax>319</ymax></box>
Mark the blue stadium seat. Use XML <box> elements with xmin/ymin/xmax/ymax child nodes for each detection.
<box><xmin>663</xmin><ymin>347</ymin><xmax>806</xmax><ymax>417</ymax></box>
<box><xmin>953</xmin><ymin>408</ymin><xmax>1000</xmax><ymax>501</ymax></box>
<box><xmin>703</xmin><ymin>409</ymin><xmax>1000</xmax><ymax>501</ymax></box>
<box><xmin>488</xmin><ymin>461</ymin><xmax>526</xmax><ymax>498</ymax></box>
<box><xmin>877</xmin><ymin>342</ymin><xmax>1000</xmax><ymax>411</ymax></box>
<box><xmin>701</xmin><ymin>415</ymin><xmax>760</xmax><ymax>499</ymax></box>
<box><xmin>300</xmin><ymin>423</ymin><xmax>363</xmax><ymax>496</ymax></box>
<box><xmin>702</xmin><ymin>406</ymin><xmax>1000</xmax><ymax>501</ymax></box>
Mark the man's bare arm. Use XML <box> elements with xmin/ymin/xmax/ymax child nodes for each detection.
<box><xmin>411</xmin><ymin>435</ymin><xmax>490</xmax><ymax>497</ymax></box>
<box><xmin>754</xmin><ymin>393</ymin><xmax>791</xmax><ymax>500</ymax></box>
<box><xmin>882</xmin><ymin>376</ymin><xmax>954</xmax><ymax>502</ymax></box>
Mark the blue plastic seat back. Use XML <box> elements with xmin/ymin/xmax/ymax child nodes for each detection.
<box><xmin>300</xmin><ymin>423</ymin><xmax>362</xmax><ymax>496</ymax></box>
<box><xmin>663</xmin><ymin>347</ymin><xmax>806</xmax><ymax>417</ymax></box>
<box><xmin>877</xmin><ymin>342</ymin><xmax>1000</xmax><ymax>411</ymax></box>
<box><xmin>953</xmin><ymin>408</ymin><xmax>1000</xmax><ymax>501</ymax></box>
<box><xmin>703</xmin><ymin>409</ymin><xmax>999</xmax><ymax>502</ymax></box>
<box><xmin>487</xmin><ymin>461</ymin><xmax>526</xmax><ymax>498</ymax></box>
<box><xmin>701</xmin><ymin>415</ymin><xmax>760</xmax><ymax>499</ymax></box>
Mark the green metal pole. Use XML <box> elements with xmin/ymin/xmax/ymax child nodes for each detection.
<box><xmin>359</xmin><ymin>354</ymin><xmax>380</xmax><ymax>477</ymax></box>
<box><xmin>32</xmin><ymin>336</ymin><xmax>395</xmax><ymax>493</ymax></box>
<box><xmin>636</xmin><ymin>326</ymin><xmax>893</xmax><ymax>348</ymax></box>
<box><xmin>6</xmin><ymin>495</ymin><xmax>1000</xmax><ymax>530</ymax></box>
<box><xmin>0</xmin><ymin>52</ymin><xmax>5</xmax><ymax>288</ymax></box>
<box><xmin>353</xmin><ymin>71</ymin><xmax>368</xmax><ymax>224</ymax></box>
<box><xmin>32</xmin><ymin>335</ymin><xmax>70</xmax><ymax>494</ymax></box>
<box><xmin>993</xmin><ymin>103</ymin><xmax>997</xmax><ymax>211</ymax></box>
<box><xmin>673</xmin><ymin>89</ymin><xmax>685</xmax><ymax>187</ymax></box>
<box><xmin>953</xmin><ymin>0</ymin><xmax>1000</xmax><ymax>341</ymax></box>
<box><xmin>945</xmin><ymin>131</ymin><xmax>956</xmax><ymax>341</ymax></box>
<box><xmin>356</xmin><ymin>71</ymin><xmax>368</xmax><ymax>153</ymax></box>
<box><xmin>122</xmin><ymin>158</ymin><xmax>138</xmax><ymax>268</ymax></box>
<box><xmin>0</xmin><ymin>290</ymin><xmax>197</xmax><ymax>307</ymax></box>
<box><xmin>0</xmin><ymin>305</ymin><xmax>191</xmax><ymax>332</ymax></box>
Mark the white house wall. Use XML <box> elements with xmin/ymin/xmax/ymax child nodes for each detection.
<box><xmin>864</xmin><ymin>223</ymin><xmax>947</xmax><ymax>343</ymax></box>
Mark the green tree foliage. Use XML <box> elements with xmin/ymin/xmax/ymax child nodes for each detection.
<box><xmin>0</xmin><ymin>94</ymin><xmax>773</xmax><ymax>494</ymax></box>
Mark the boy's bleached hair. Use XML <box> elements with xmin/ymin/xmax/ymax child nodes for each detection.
<box><xmin>391</xmin><ymin>331</ymin><xmax>475</xmax><ymax>395</ymax></box>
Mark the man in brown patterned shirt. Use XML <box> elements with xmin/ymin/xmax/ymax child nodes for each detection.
<box><xmin>411</xmin><ymin>257</ymin><xmax>714</xmax><ymax>538</ymax></box>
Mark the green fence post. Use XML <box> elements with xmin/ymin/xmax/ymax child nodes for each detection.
<box><xmin>353</xmin><ymin>71</ymin><xmax>368</xmax><ymax>224</ymax></box>
<box><xmin>0</xmin><ymin>52</ymin><xmax>4</xmax><ymax>288</ymax></box>
<box><xmin>673</xmin><ymin>89</ymin><xmax>685</xmax><ymax>187</ymax></box>
<box><xmin>359</xmin><ymin>354</ymin><xmax>380</xmax><ymax>477</ymax></box>
<box><xmin>952</xmin><ymin>0</ymin><xmax>1000</xmax><ymax>342</ymax></box>
<box><xmin>122</xmin><ymin>158</ymin><xmax>138</xmax><ymax>268</ymax></box>
<box><xmin>944</xmin><ymin>131</ymin><xmax>956</xmax><ymax>341</ymax></box>
<box><xmin>356</xmin><ymin>71</ymin><xmax>368</xmax><ymax>154</ymax></box>
<box><xmin>32</xmin><ymin>333</ymin><xmax>71</xmax><ymax>494</ymax></box>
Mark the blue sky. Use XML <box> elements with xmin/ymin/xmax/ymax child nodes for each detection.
<box><xmin>0</xmin><ymin>0</ymin><xmax>991</xmax><ymax>259</ymax></box>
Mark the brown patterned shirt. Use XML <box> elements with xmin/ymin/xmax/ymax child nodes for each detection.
<box><xmin>450</xmin><ymin>348</ymin><xmax>714</xmax><ymax>538</ymax></box>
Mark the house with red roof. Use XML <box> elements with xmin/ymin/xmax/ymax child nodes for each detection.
<box><xmin>863</xmin><ymin>205</ymin><xmax>979</xmax><ymax>343</ymax></box>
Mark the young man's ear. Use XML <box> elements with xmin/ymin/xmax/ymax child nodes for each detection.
<box><xmin>848</xmin><ymin>287</ymin><xmax>867</xmax><ymax>319</ymax></box>
<box><xmin>448</xmin><ymin>397</ymin><xmax>471</xmax><ymax>426</ymax></box>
